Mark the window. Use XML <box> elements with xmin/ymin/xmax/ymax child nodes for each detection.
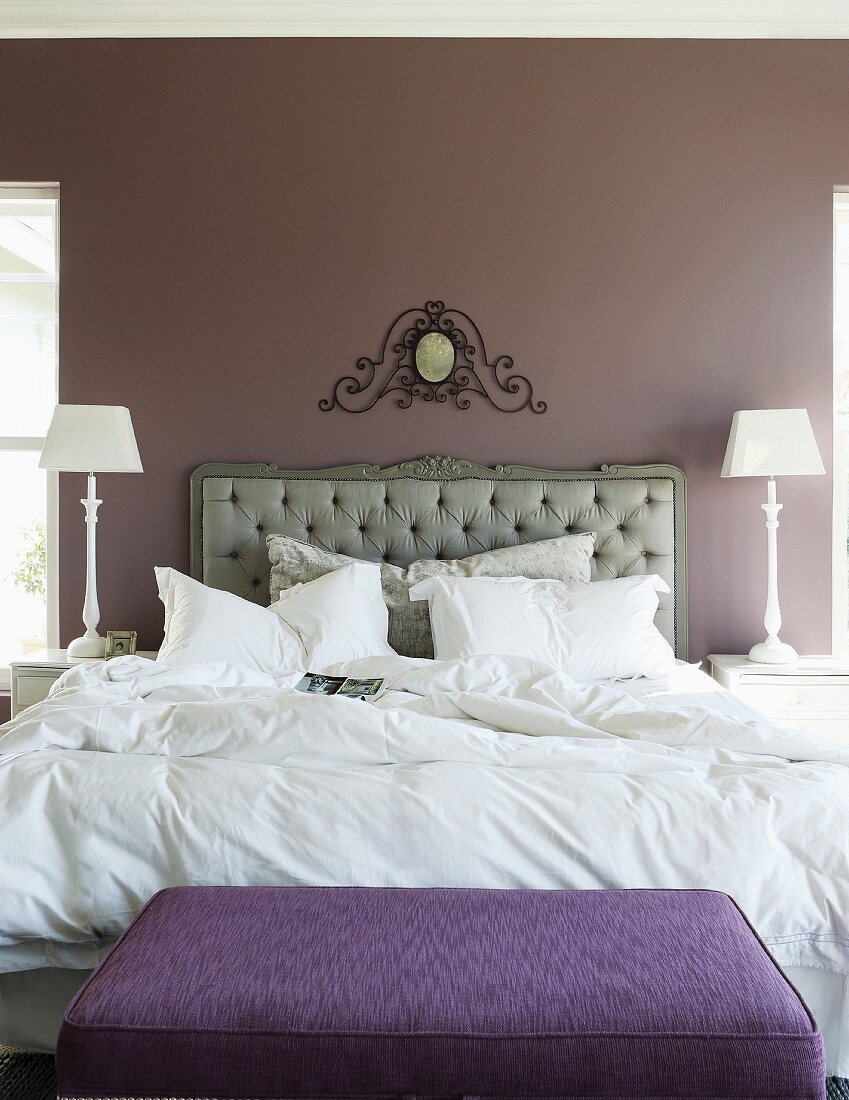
<box><xmin>0</xmin><ymin>185</ymin><xmax>59</xmax><ymax>687</ymax></box>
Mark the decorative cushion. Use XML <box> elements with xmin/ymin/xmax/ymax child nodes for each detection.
<box><xmin>56</xmin><ymin>886</ymin><xmax>824</xmax><ymax>1100</ymax></box>
<box><xmin>267</xmin><ymin>532</ymin><xmax>595</xmax><ymax>658</ymax></box>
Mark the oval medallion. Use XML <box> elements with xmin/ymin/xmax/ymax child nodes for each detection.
<box><xmin>415</xmin><ymin>331</ymin><xmax>455</xmax><ymax>383</ymax></box>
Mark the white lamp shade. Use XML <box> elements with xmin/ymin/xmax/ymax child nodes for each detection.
<box><xmin>721</xmin><ymin>408</ymin><xmax>824</xmax><ymax>478</ymax></box>
<box><xmin>39</xmin><ymin>405</ymin><xmax>143</xmax><ymax>473</ymax></box>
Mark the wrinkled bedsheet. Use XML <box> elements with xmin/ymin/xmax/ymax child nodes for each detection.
<box><xmin>0</xmin><ymin>652</ymin><xmax>847</xmax><ymax>984</ymax></box>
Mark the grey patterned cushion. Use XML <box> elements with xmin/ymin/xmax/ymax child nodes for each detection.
<box><xmin>267</xmin><ymin>532</ymin><xmax>595</xmax><ymax>659</ymax></box>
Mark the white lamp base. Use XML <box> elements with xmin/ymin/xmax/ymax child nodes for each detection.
<box><xmin>748</xmin><ymin>638</ymin><xmax>798</xmax><ymax>665</ymax></box>
<box><xmin>68</xmin><ymin>473</ymin><xmax>106</xmax><ymax>662</ymax></box>
<box><xmin>67</xmin><ymin>634</ymin><xmax>107</xmax><ymax>659</ymax></box>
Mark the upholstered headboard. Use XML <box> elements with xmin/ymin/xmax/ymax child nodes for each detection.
<box><xmin>190</xmin><ymin>457</ymin><xmax>688</xmax><ymax>658</ymax></box>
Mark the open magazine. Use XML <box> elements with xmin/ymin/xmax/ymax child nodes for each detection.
<box><xmin>295</xmin><ymin>673</ymin><xmax>385</xmax><ymax>700</ymax></box>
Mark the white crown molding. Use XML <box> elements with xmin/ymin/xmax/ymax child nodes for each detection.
<box><xmin>2</xmin><ymin>1</ymin><xmax>849</xmax><ymax>39</ymax></box>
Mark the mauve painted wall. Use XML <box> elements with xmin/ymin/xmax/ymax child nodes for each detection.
<box><xmin>0</xmin><ymin>39</ymin><xmax>845</xmax><ymax>661</ymax></box>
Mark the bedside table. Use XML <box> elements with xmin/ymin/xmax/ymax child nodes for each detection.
<box><xmin>708</xmin><ymin>654</ymin><xmax>849</xmax><ymax>743</ymax></box>
<box><xmin>10</xmin><ymin>648</ymin><xmax>158</xmax><ymax>718</ymax></box>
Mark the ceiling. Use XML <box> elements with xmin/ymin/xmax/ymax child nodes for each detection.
<box><xmin>2</xmin><ymin>1</ymin><xmax>849</xmax><ymax>39</ymax></box>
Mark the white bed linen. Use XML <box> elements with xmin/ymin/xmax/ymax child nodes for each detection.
<box><xmin>410</xmin><ymin>573</ymin><xmax>676</xmax><ymax>679</ymax></box>
<box><xmin>1</xmin><ymin>655</ymin><xmax>848</xmax><ymax>1069</ymax></box>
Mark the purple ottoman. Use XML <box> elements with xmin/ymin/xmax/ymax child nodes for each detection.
<box><xmin>56</xmin><ymin>886</ymin><xmax>824</xmax><ymax>1100</ymax></box>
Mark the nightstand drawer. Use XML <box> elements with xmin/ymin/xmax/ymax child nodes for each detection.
<box><xmin>792</xmin><ymin>717</ymin><xmax>849</xmax><ymax>740</ymax></box>
<box><xmin>14</xmin><ymin>670</ymin><xmax>62</xmax><ymax>710</ymax></box>
<box><xmin>736</xmin><ymin>682</ymin><xmax>849</xmax><ymax>717</ymax></box>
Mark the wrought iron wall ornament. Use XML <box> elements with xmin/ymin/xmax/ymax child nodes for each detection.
<box><xmin>319</xmin><ymin>301</ymin><xmax>547</xmax><ymax>414</ymax></box>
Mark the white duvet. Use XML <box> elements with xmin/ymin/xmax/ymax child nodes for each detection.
<box><xmin>1</xmin><ymin>652</ymin><xmax>848</xmax><ymax>985</ymax></box>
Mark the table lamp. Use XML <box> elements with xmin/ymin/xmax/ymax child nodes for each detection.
<box><xmin>39</xmin><ymin>405</ymin><xmax>143</xmax><ymax>658</ymax></box>
<box><xmin>721</xmin><ymin>408</ymin><xmax>824</xmax><ymax>664</ymax></box>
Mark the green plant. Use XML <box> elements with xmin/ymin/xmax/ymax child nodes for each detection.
<box><xmin>10</xmin><ymin>522</ymin><xmax>46</xmax><ymax>600</ymax></box>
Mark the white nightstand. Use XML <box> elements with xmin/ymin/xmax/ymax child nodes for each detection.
<box><xmin>708</xmin><ymin>654</ymin><xmax>849</xmax><ymax>743</ymax></box>
<box><xmin>9</xmin><ymin>648</ymin><xmax>158</xmax><ymax>718</ymax></box>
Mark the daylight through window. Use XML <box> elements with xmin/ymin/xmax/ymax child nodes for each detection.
<box><xmin>0</xmin><ymin>186</ymin><xmax>59</xmax><ymax>685</ymax></box>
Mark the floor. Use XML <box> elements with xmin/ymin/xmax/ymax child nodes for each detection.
<box><xmin>2</xmin><ymin>1048</ymin><xmax>848</xmax><ymax>1100</ymax></box>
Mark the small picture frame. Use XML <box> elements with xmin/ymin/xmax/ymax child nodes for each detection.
<box><xmin>105</xmin><ymin>630</ymin><xmax>138</xmax><ymax>660</ymax></box>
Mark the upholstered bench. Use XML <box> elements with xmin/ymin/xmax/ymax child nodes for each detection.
<box><xmin>56</xmin><ymin>886</ymin><xmax>824</xmax><ymax>1100</ymax></box>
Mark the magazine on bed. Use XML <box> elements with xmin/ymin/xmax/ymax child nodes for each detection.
<box><xmin>295</xmin><ymin>673</ymin><xmax>386</xmax><ymax>699</ymax></box>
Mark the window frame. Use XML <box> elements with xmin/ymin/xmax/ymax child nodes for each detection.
<box><xmin>0</xmin><ymin>184</ymin><xmax>59</xmax><ymax>690</ymax></box>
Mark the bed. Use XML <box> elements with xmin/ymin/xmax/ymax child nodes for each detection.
<box><xmin>1</xmin><ymin>456</ymin><xmax>848</xmax><ymax>1074</ymax></box>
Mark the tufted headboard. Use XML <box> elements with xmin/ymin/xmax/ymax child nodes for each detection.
<box><xmin>190</xmin><ymin>457</ymin><xmax>688</xmax><ymax>659</ymax></box>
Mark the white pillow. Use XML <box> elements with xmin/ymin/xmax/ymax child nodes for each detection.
<box><xmin>155</xmin><ymin>567</ymin><xmax>305</xmax><ymax>674</ymax></box>
<box><xmin>409</xmin><ymin>574</ymin><xmax>676</xmax><ymax>681</ymax></box>
<box><xmin>269</xmin><ymin>562</ymin><xmax>394</xmax><ymax>670</ymax></box>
